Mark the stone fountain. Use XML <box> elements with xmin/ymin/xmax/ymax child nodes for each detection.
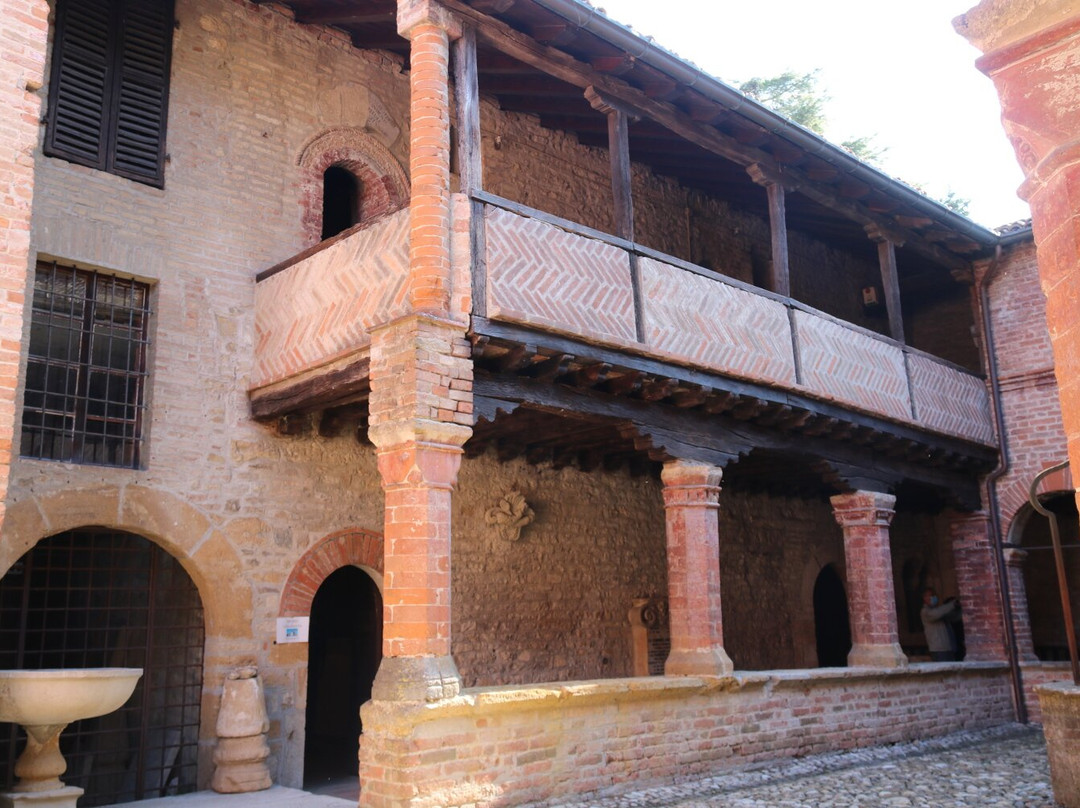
<box><xmin>0</xmin><ymin>668</ymin><xmax>142</xmax><ymax>808</ymax></box>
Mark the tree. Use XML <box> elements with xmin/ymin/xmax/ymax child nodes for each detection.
<box><xmin>736</xmin><ymin>70</ymin><xmax>970</xmax><ymax>217</ymax></box>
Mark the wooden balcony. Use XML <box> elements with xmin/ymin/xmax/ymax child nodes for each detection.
<box><xmin>472</xmin><ymin>193</ymin><xmax>994</xmax><ymax>449</ymax></box>
<box><xmin>250</xmin><ymin>195</ymin><xmax>996</xmax><ymax>501</ymax></box>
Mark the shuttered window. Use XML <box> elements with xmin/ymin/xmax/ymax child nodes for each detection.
<box><xmin>45</xmin><ymin>0</ymin><xmax>174</xmax><ymax>187</ymax></box>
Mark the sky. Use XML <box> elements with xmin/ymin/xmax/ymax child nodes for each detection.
<box><xmin>593</xmin><ymin>0</ymin><xmax>1031</xmax><ymax>230</ymax></box>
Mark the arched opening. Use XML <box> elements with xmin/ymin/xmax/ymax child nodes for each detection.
<box><xmin>321</xmin><ymin>165</ymin><xmax>362</xmax><ymax>241</ymax></box>
<box><xmin>0</xmin><ymin>529</ymin><xmax>204</xmax><ymax>806</ymax></box>
<box><xmin>304</xmin><ymin>566</ymin><xmax>382</xmax><ymax>793</ymax></box>
<box><xmin>813</xmin><ymin>563</ymin><xmax>851</xmax><ymax>667</ymax></box>
<box><xmin>1017</xmin><ymin>493</ymin><xmax>1080</xmax><ymax>660</ymax></box>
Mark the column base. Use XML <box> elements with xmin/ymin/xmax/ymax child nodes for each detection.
<box><xmin>664</xmin><ymin>647</ymin><xmax>734</xmax><ymax>677</ymax></box>
<box><xmin>0</xmin><ymin>786</ymin><xmax>83</xmax><ymax>808</ymax></box>
<box><xmin>371</xmin><ymin>655</ymin><xmax>462</xmax><ymax>702</ymax></box>
<box><xmin>847</xmin><ymin>643</ymin><xmax>908</xmax><ymax>668</ymax></box>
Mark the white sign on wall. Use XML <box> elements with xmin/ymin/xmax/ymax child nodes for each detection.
<box><xmin>276</xmin><ymin>616</ymin><xmax>310</xmax><ymax>644</ymax></box>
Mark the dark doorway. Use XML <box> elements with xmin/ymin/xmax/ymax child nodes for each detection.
<box><xmin>0</xmin><ymin>529</ymin><xmax>204</xmax><ymax>806</ymax></box>
<box><xmin>813</xmin><ymin>564</ymin><xmax>851</xmax><ymax>667</ymax></box>
<box><xmin>304</xmin><ymin>566</ymin><xmax>381</xmax><ymax>789</ymax></box>
<box><xmin>1020</xmin><ymin>493</ymin><xmax>1080</xmax><ymax>660</ymax></box>
<box><xmin>321</xmin><ymin>165</ymin><xmax>361</xmax><ymax>240</ymax></box>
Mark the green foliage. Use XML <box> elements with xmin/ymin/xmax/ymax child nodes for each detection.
<box><xmin>737</xmin><ymin>70</ymin><xmax>970</xmax><ymax>216</ymax></box>
<box><xmin>738</xmin><ymin>71</ymin><xmax>828</xmax><ymax>133</ymax></box>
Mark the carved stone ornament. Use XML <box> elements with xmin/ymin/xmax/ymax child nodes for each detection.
<box><xmin>485</xmin><ymin>490</ymin><xmax>535</xmax><ymax>542</ymax></box>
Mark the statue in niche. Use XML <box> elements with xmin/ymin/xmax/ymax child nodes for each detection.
<box><xmin>485</xmin><ymin>490</ymin><xmax>535</xmax><ymax>542</ymax></box>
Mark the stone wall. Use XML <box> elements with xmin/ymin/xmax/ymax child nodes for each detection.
<box><xmin>359</xmin><ymin>665</ymin><xmax>1013</xmax><ymax>807</ymax></box>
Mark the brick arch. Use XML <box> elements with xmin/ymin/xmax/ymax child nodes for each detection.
<box><xmin>279</xmin><ymin>527</ymin><xmax>384</xmax><ymax>617</ymax></box>
<box><xmin>297</xmin><ymin>127</ymin><xmax>409</xmax><ymax>246</ymax></box>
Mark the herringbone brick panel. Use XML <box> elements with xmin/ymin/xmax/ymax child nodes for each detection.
<box><xmin>795</xmin><ymin>310</ymin><xmax>911</xmax><ymax>422</ymax></box>
<box><xmin>641</xmin><ymin>258</ymin><xmax>797</xmax><ymax>386</ymax></box>
<box><xmin>485</xmin><ymin>207</ymin><xmax>637</xmax><ymax>347</ymax></box>
<box><xmin>908</xmin><ymin>353</ymin><xmax>995</xmax><ymax>445</ymax></box>
<box><xmin>253</xmin><ymin>210</ymin><xmax>409</xmax><ymax>388</ymax></box>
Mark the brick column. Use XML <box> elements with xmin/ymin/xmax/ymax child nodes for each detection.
<box><xmin>662</xmin><ymin>460</ymin><xmax>733</xmax><ymax>677</ymax></box>
<box><xmin>948</xmin><ymin>511</ymin><xmax>1008</xmax><ymax>661</ymax></box>
<box><xmin>0</xmin><ymin>0</ymin><xmax>48</xmax><ymax>531</ymax></box>
<box><xmin>364</xmin><ymin>0</ymin><xmax>472</xmax><ymax>704</ymax></box>
<box><xmin>830</xmin><ymin>491</ymin><xmax>907</xmax><ymax>668</ymax></box>
<box><xmin>398</xmin><ymin>0</ymin><xmax>460</xmax><ymax>317</ymax></box>
<box><xmin>957</xmin><ymin>7</ymin><xmax>1080</xmax><ymax>516</ymax></box>
<box><xmin>1004</xmin><ymin>547</ymin><xmax>1039</xmax><ymax>662</ymax></box>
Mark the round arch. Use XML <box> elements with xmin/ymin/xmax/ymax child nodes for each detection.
<box><xmin>297</xmin><ymin>128</ymin><xmax>409</xmax><ymax>246</ymax></box>
<box><xmin>0</xmin><ymin>484</ymin><xmax>252</xmax><ymax>639</ymax></box>
<box><xmin>279</xmin><ymin>527</ymin><xmax>384</xmax><ymax>617</ymax></box>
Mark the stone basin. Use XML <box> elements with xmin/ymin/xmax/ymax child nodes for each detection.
<box><xmin>0</xmin><ymin>668</ymin><xmax>142</xmax><ymax>727</ymax></box>
<box><xmin>0</xmin><ymin>668</ymin><xmax>142</xmax><ymax>806</ymax></box>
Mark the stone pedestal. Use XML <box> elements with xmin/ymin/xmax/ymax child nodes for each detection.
<box><xmin>1038</xmin><ymin>681</ymin><xmax>1080</xmax><ymax>807</ymax></box>
<box><xmin>0</xmin><ymin>787</ymin><xmax>83</xmax><ymax>808</ymax></box>
<box><xmin>211</xmin><ymin>666</ymin><xmax>271</xmax><ymax>793</ymax></box>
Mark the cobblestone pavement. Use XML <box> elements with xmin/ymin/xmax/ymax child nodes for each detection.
<box><xmin>561</xmin><ymin>725</ymin><xmax>1055</xmax><ymax>808</ymax></box>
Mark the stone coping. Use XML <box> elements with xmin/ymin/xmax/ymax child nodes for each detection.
<box><xmin>365</xmin><ymin>663</ymin><xmax>1009</xmax><ymax>725</ymax></box>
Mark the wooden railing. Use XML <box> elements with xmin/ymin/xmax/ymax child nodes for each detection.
<box><xmin>477</xmin><ymin>192</ymin><xmax>994</xmax><ymax>446</ymax></box>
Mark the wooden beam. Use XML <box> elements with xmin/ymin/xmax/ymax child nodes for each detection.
<box><xmin>747</xmin><ymin>163</ymin><xmax>790</xmax><ymax>297</ymax></box>
<box><xmin>586</xmin><ymin>86</ymin><xmax>636</xmax><ymax>241</ymax></box>
<box><xmin>874</xmin><ymin>236</ymin><xmax>905</xmax><ymax>343</ymax></box>
<box><xmin>454</xmin><ymin>25</ymin><xmax>484</xmax><ymax>195</ymax></box>
<box><xmin>249</xmin><ymin>356</ymin><xmax>370</xmax><ymax>421</ymax></box>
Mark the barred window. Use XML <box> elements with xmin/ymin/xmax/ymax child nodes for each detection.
<box><xmin>21</xmin><ymin>262</ymin><xmax>151</xmax><ymax>468</ymax></box>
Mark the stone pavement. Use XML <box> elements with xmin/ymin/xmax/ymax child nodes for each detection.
<box><xmin>561</xmin><ymin>724</ymin><xmax>1054</xmax><ymax>808</ymax></box>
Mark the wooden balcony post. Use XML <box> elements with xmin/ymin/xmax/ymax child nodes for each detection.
<box><xmin>866</xmin><ymin>225</ymin><xmax>905</xmax><ymax>343</ymax></box>
<box><xmin>747</xmin><ymin>163</ymin><xmax>790</xmax><ymax>297</ymax></box>
<box><xmin>452</xmin><ymin>24</ymin><xmax>482</xmax><ymax>195</ymax></box>
<box><xmin>586</xmin><ymin>86</ymin><xmax>636</xmax><ymax>241</ymax></box>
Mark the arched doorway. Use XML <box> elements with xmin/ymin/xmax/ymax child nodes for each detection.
<box><xmin>813</xmin><ymin>564</ymin><xmax>851</xmax><ymax>667</ymax></box>
<box><xmin>304</xmin><ymin>566</ymin><xmax>382</xmax><ymax>790</ymax></box>
<box><xmin>0</xmin><ymin>529</ymin><xmax>204</xmax><ymax>806</ymax></box>
<box><xmin>321</xmin><ymin>164</ymin><xmax>361</xmax><ymax>240</ymax></box>
<box><xmin>1015</xmin><ymin>493</ymin><xmax>1080</xmax><ymax>660</ymax></box>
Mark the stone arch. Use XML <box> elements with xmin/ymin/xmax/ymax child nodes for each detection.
<box><xmin>279</xmin><ymin>527</ymin><xmax>384</xmax><ymax>617</ymax></box>
<box><xmin>297</xmin><ymin>128</ymin><xmax>409</xmax><ymax>245</ymax></box>
<box><xmin>797</xmin><ymin>551</ymin><xmax>845</xmax><ymax>667</ymax></box>
<box><xmin>0</xmin><ymin>484</ymin><xmax>251</xmax><ymax>639</ymax></box>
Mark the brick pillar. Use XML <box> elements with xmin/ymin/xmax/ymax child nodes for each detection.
<box><xmin>949</xmin><ymin>511</ymin><xmax>1008</xmax><ymax>661</ymax></box>
<box><xmin>365</xmin><ymin>0</ymin><xmax>471</xmax><ymax>703</ymax></box>
<box><xmin>662</xmin><ymin>460</ymin><xmax>733</xmax><ymax>677</ymax></box>
<box><xmin>830</xmin><ymin>491</ymin><xmax>908</xmax><ymax>668</ymax></box>
<box><xmin>398</xmin><ymin>0</ymin><xmax>460</xmax><ymax>317</ymax></box>
<box><xmin>0</xmin><ymin>0</ymin><xmax>48</xmax><ymax>531</ymax></box>
<box><xmin>1004</xmin><ymin>547</ymin><xmax>1039</xmax><ymax>662</ymax></box>
<box><xmin>957</xmin><ymin>7</ymin><xmax>1080</xmax><ymax>517</ymax></box>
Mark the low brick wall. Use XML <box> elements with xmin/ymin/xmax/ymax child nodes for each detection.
<box><xmin>1021</xmin><ymin>662</ymin><xmax>1075</xmax><ymax>724</ymax></box>
<box><xmin>358</xmin><ymin>664</ymin><xmax>1013</xmax><ymax>807</ymax></box>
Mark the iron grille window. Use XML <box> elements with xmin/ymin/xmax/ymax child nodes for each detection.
<box><xmin>21</xmin><ymin>261</ymin><xmax>151</xmax><ymax>468</ymax></box>
<box><xmin>0</xmin><ymin>530</ymin><xmax>204</xmax><ymax>805</ymax></box>
<box><xmin>44</xmin><ymin>0</ymin><xmax>174</xmax><ymax>187</ymax></box>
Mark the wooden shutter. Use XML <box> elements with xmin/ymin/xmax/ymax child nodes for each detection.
<box><xmin>45</xmin><ymin>0</ymin><xmax>174</xmax><ymax>187</ymax></box>
<box><xmin>110</xmin><ymin>0</ymin><xmax>174</xmax><ymax>186</ymax></box>
<box><xmin>45</xmin><ymin>0</ymin><xmax>113</xmax><ymax>170</ymax></box>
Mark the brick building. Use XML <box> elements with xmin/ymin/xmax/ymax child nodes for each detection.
<box><xmin>0</xmin><ymin>0</ymin><xmax>1071</xmax><ymax>805</ymax></box>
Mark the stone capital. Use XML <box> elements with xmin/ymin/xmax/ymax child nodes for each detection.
<box><xmin>368</xmin><ymin>419</ymin><xmax>472</xmax><ymax>453</ymax></box>
<box><xmin>830</xmin><ymin>491</ymin><xmax>896</xmax><ymax>528</ymax></box>
<box><xmin>374</xmin><ymin>433</ymin><xmax>467</xmax><ymax>489</ymax></box>
<box><xmin>1004</xmin><ymin>547</ymin><xmax>1029</xmax><ymax>567</ymax></box>
<box><xmin>661</xmin><ymin>459</ymin><xmax>723</xmax><ymax>489</ymax></box>
<box><xmin>397</xmin><ymin>0</ymin><xmax>462</xmax><ymax>40</ymax></box>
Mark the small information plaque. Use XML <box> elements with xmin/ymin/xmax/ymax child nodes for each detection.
<box><xmin>276</xmin><ymin>616</ymin><xmax>310</xmax><ymax>644</ymax></box>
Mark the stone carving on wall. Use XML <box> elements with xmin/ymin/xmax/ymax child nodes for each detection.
<box><xmin>485</xmin><ymin>490</ymin><xmax>535</xmax><ymax>542</ymax></box>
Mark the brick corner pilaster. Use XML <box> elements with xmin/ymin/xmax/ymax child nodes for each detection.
<box><xmin>948</xmin><ymin>510</ymin><xmax>1008</xmax><ymax>662</ymax></box>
